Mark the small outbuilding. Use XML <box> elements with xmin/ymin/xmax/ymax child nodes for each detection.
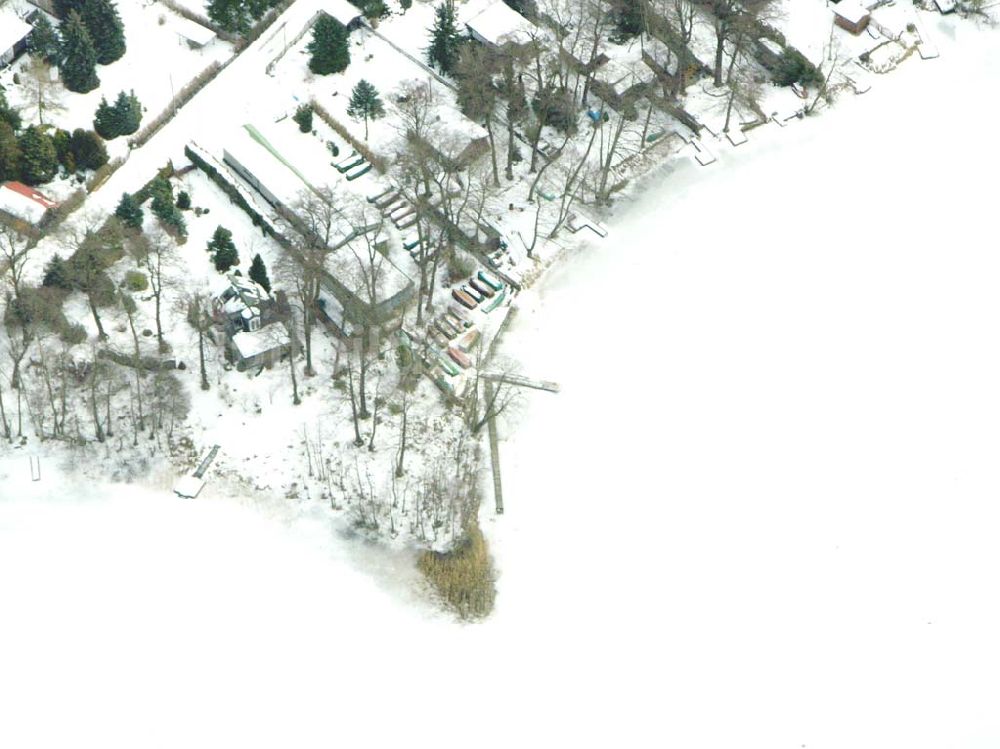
<box><xmin>172</xmin><ymin>16</ymin><xmax>217</xmax><ymax>48</ymax></box>
<box><xmin>0</xmin><ymin>181</ymin><xmax>58</xmax><ymax>225</ymax></box>
<box><xmin>317</xmin><ymin>0</ymin><xmax>366</xmax><ymax>30</ymax></box>
<box><xmin>212</xmin><ymin>274</ymin><xmax>291</xmax><ymax>371</ymax></box>
<box><xmin>462</xmin><ymin>0</ymin><xmax>536</xmax><ymax>50</ymax></box>
<box><xmin>833</xmin><ymin>0</ymin><xmax>871</xmax><ymax>35</ymax></box>
<box><xmin>0</xmin><ymin>11</ymin><xmax>33</xmax><ymax>68</ymax></box>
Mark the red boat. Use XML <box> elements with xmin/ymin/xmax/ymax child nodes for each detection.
<box><xmin>452</xmin><ymin>288</ymin><xmax>478</xmax><ymax>309</ymax></box>
<box><xmin>448</xmin><ymin>347</ymin><xmax>472</xmax><ymax>369</ymax></box>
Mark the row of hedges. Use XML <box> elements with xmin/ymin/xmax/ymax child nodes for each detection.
<box><xmin>127</xmin><ymin>62</ymin><xmax>223</xmax><ymax>149</ymax></box>
<box><xmin>310</xmin><ymin>99</ymin><xmax>389</xmax><ymax>174</ymax></box>
<box><xmin>133</xmin><ymin>162</ymin><xmax>176</xmax><ymax>204</ymax></box>
<box><xmin>86</xmin><ymin>156</ymin><xmax>126</xmax><ymax>194</ymax></box>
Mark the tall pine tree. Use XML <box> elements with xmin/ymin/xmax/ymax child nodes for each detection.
<box><xmin>18</xmin><ymin>126</ymin><xmax>58</xmax><ymax>185</ymax></box>
<box><xmin>427</xmin><ymin>1</ymin><xmax>463</xmax><ymax>75</ymax></box>
<box><xmin>346</xmin><ymin>79</ymin><xmax>385</xmax><ymax>140</ymax></box>
<box><xmin>80</xmin><ymin>0</ymin><xmax>126</xmax><ymax>65</ymax></box>
<box><xmin>248</xmin><ymin>253</ymin><xmax>271</xmax><ymax>292</ymax></box>
<box><xmin>0</xmin><ymin>91</ymin><xmax>21</xmax><ymax>131</ymax></box>
<box><xmin>116</xmin><ymin>90</ymin><xmax>142</xmax><ymax>135</ymax></box>
<box><xmin>307</xmin><ymin>15</ymin><xmax>350</xmax><ymax>75</ymax></box>
<box><xmin>93</xmin><ymin>96</ymin><xmax>118</xmax><ymax>138</ymax></box>
<box><xmin>60</xmin><ymin>11</ymin><xmax>100</xmax><ymax>93</ymax></box>
<box><xmin>28</xmin><ymin>14</ymin><xmax>62</xmax><ymax>65</ymax></box>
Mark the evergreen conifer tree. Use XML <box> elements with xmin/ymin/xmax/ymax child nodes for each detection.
<box><xmin>93</xmin><ymin>96</ymin><xmax>119</xmax><ymax>138</ymax></box>
<box><xmin>81</xmin><ymin>0</ymin><xmax>126</xmax><ymax>65</ymax></box>
<box><xmin>347</xmin><ymin>79</ymin><xmax>385</xmax><ymax>140</ymax></box>
<box><xmin>207</xmin><ymin>0</ymin><xmax>250</xmax><ymax>34</ymax></box>
<box><xmin>209</xmin><ymin>226</ymin><xmax>239</xmax><ymax>272</ymax></box>
<box><xmin>0</xmin><ymin>91</ymin><xmax>21</xmax><ymax>132</ymax></box>
<box><xmin>42</xmin><ymin>254</ymin><xmax>73</xmax><ymax>290</ymax></box>
<box><xmin>427</xmin><ymin>1</ymin><xmax>463</xmax><ymax>75</ymax></box>
<box><xmin>293</xmin><ymin>104</ymin><xmax>313</xmax><ymax>133</ymax></box>
<box><xmin>0</xmin><ymin>122</ymin><xmax>21</xmax><ymax>182</ymax></box>
<box><xmin>54</xmin><ymin>0</ymin><xmax>86</xmax><ymax>19</ymax></box>
<box><xmin>60</xmin><ymin>11</ymin><xmax>100</xmax><ymax>93</ymax></box>
<box><xmin>307</xmin><ymin>15</ymin><xmax>350</xmax><ymax>75</ymax></box>
<box><xmin>115</xmin><ymin>192</ymin><xmax>144</xmax><ymax>230</ymax></box>
<box><xmin>28</xmin><ymin>14</ymin><xmax>62</xmax><ymax>65</ymax></box>
<box><xmin>69</xmin><ymin>129</ymin><xmax>108</xmax><ymax>170</ymax></box>
<box><xmin>248</xmin><ymin>253</ymin><xmax>270</xmax><ymax>292</ymax></box>
<box><xmin>116</xmin><ymin>90</ymin><xmax>142</xmax><ymax>135</ymax></box>
<box><xmin>18</xmin><ymin>126</ymin><xmax>58</xmax><ymax>185</ymax></box>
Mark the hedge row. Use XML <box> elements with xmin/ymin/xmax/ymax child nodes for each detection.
<box><xmin>86</xmin><ymin>156</ymin><xmax>126</xmax><ymax>194</ymax></box>
<box><xmin>127</xmin><ymin>62</ymin><xmax>223</xmax><ymax>150</ymax></box>
<box><xmin>310</xmin><ymin>99</ymin><xmax>389</xmax><ymax>174</ymax></box>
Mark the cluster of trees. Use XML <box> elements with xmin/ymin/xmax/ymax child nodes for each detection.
<box><xmin>307</xmin><ymin>14</ymin><xmax>350</xmax><ymax>75</ymax></box>
<box><xmin>207</xmin><ymin>0</ymin><xmax>285</xmax><ymax>34</ymax></box>
<box><xmin>0</xmin><ymin>95</ymin><xmax>108</xmax><ymax>185</ymax></box>
<box><xmin>30</xmin><ymin>0</ymin><xmax>127</xmax><ymax>94</ymax></box>
<box><xmin>148</xmin><ymin>176</ymin><xmax>187</xmax><ymax>238</ymax></box>
<box><xmin>93</xmin><ymin>90</ymin><xmax>142</xmax><ymax>140</ymax></box>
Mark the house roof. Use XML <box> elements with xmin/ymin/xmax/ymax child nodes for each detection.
<box><xmin>462</xmin><ymin>0</ymin><xmax>536</xmax><ymax>47</ymax></box>
<box><xmin>833</xmin><ymin>0</ymin><xmax>870</xmax><ymax>25</ymax></box>
<box><xmin>0</xmin><ymin>11</ymin><xmax>32</xmax><ymax>56</ymax></box>
<box><xmin>0</xmin><ymin>181</ymin><xmax>57</xmax><ymax>224</ymax></box>
<box><xmin>231</xmin><ymin>323</ymin><xmax>290</xmax><ymax>360</ymax></box>
<box><xmin>318</xmin><ymin>0</ymin><xmax>364</xmax><ymax>27</ymax></box>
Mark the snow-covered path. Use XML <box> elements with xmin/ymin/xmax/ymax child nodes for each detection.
<box><xmin>2</xmin><ymin>11</ymin><xmax>999</xmax><ymax>749</ymax></box>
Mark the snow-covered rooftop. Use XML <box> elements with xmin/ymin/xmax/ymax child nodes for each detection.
<box><xmin>462</xmin><ymin>0</ymin><xmax>536</xmax><ymax>47</ymax></box>
<box><xmin>0</xmin><ymin>11</ymin><xmax>31</xmax><ymax>57</ymax></box>
<box><xmin>834</xmin><ymin>0</ymin><xmax>870</xmax><ymax>25</ymax></box>
<box><xmin>0</xmin><ymin>181</ymin><xmax>56</xmax><ymax>225</ymax></box>
<box><xmin>231</xmin><ymin>323</ymin><xmax>290</xmax><ymax>360</ymax></box>
<box><xmin>317</xmin><ymin>0</ymin><xmax>365</xmax><ymax>27</ymax></box>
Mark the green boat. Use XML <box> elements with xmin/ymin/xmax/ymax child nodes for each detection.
<box><xmin>437</xmin><ymin>353</ymin><xmax>460</xmax><ymax>377</ymax></box>
<box><xmin>477</xmin><ymin>270</ymin><xmax>503</xmax><ymax>291</ymax></box>
<box><xmin>483</xmin><ymin>288</ymin><xmax>506</xmax><ymax>313</ymax></box>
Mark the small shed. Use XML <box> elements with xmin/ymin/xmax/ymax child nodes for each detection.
<box><xmin>317</xmin><ymin>0</ymin><xmax>366</xmax><ymax>30</ymax></box>
<box><xmin>228</xmin><ymin>323</ymin><xmax>291</xmax><ymax>371</ymax></box>
<box><xmin>0</xmin><ymin>11</ymin><xmax>32</xmax><ymax>68</ymax></box>
<box><xmin>933</xmin><ymin>0</ymin><xmax>956</xmax><ymax>12</ymax></box>
<box><xmin>462</xmin><ymin>0</ymin><xmax>536</xmax><ymax>49</ymax></box>
<box><xmin>833</xmin><ymin>0</ymin><xmax>871</xmax><ymax>35</ymax></box>
<box><xmin>0</xmin><ymin>182</ymin><xmax>57</xmax><ymax>225</ymax></box>
<box><xmin>172</xmin><ymin>16</ymin><xmax>216</xmax><ymax>48</ymax></box>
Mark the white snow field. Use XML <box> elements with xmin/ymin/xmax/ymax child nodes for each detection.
<box><xmin>2</xmin><ymin>11</ymin><xmax>1000</xmax><ymax>749</ymax></box>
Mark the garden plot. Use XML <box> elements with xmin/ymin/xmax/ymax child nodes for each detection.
<box><xmin>2</xmin><ymin>0</ymin><xmax>231</xmax><ymax>153</ymax></box>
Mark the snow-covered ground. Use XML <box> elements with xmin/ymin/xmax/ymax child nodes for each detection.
<box><xmin>2</xmin><ymin>10</ymin><xmax>999</xmax><ymax>749</ymax></box>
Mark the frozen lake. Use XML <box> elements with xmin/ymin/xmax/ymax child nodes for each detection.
<box><xmin>2</xmin><ymin>14</ymin><xmax>999</xmax><ymax>749</ymax></box>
